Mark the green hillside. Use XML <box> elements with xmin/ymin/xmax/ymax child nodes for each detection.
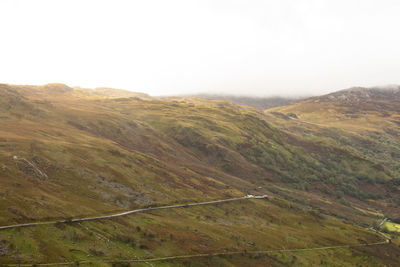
<box><xmin>267</xmin><ymin>86</ymin><xmax>400</xmax><ymax>218</ymax></box>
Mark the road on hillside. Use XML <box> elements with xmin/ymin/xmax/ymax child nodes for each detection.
<box><xmin>2</xmin><ymin>194</ymin><xmax>392</xmax><ymax>267</ymax></box>
<box><xmin>0</xmin><ymin>195</ymin><xmax>268</xmax><ymax>231</ymax></box>
<box><xmin>8</xmin><ymin>234</ymin><xmax>389</xmax><ymax>266</ymax></box>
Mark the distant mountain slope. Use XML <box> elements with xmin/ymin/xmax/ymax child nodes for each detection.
<box><xmin>312</xmin><ymin>86</ymin><xmax>400</xmax><ymax>102</ymax></box>
<box><xmin>178</xmin><ymin>94</ymin><xmax>304</xmax><ymax>109</ymax></box>
<box><xmin>268</xmin><ymin>86</ymin><xmax>400</xmax><ymax>128</ymax></box>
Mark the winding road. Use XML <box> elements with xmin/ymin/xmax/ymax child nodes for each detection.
<box><xmin>0</xmin><ymin>195</ymin><xmax>267</xmax><ymax>231</ymax></box>
<box><xmin>8</xmin><ymin>237</ymin><xmax>389</xmax><ymax>266</ymax></box>
<box><xmin>1</xmin><ymin>194</ymin><xmax>391</xmax><ymax>266</ymax></box>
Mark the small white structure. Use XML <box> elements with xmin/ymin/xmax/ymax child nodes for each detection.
<box><xmin>13</xmin><ymin>156</ymin><xmax>18</xmax><ymax>160</ymax></box>
<box><xmin>246</xmin><ymin>194</ymin><xmax>255</xmax><ymax>198</ymax></box>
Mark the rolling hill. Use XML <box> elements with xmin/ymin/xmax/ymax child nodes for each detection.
<box><xmin>0</xmin><ymin>83</ymin><xmax>399</xmax><ymax>266</ymax></box>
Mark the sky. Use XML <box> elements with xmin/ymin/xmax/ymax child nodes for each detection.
<box><xmin>1</xmin><ymin>0</ymin><xmax>399</xmax><ymax>96</ymax></box>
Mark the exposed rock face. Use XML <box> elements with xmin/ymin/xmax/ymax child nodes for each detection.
<box><xmin>0</xmin><ymin>242</ymin><xmax>8</xmax><ymax>256</ymax></box>
<box><xmin>77</xmin><ymin>169</ymin><xmax>155</xmax><ymax>209</ymax></box>
<box><xmin>287</xmin><ymin>113</ymin><xmax>298</xmax><ymax>119</ymax></box>
<box><xmin>306</xmin><ymin>86</ymin><xmax>400</xmax><ymax>113</ymax></box>
<box><xmin>1</xmin><ymin>165</ymin><xmax>9</xmax><ymax>173</ymax></box>
<box><xmin>314</xmin><ymin>86</ymin><xmax>400</xmax><ymax>102</ymax></box>
<box><xmin>14</xmin><ymin>157</ymin><xmax>48</xmax><ymax>179</ymax></box>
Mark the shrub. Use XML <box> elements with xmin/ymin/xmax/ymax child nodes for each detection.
<box><xmin>89</xmin><ymin>248</ymin><xmax>104</xmax><ymax>256</ymax></box>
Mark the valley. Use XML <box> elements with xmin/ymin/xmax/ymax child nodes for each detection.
<box><xmin>0</xmin><ymin>83</ymin><xmax>400</xmax><ymax>266</ymax></box>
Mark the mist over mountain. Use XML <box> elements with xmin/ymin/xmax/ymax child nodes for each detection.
<box><xmin>2</xmin><ymin>0</ymin><xmax>400</xmax><ymax>265</ymax></box>
<box><xmin>168</xmin><ymin>85</ymin><xmax>400</xmax><ymax>110</ymax></box>
<box><xmin>175</xmin><ymin>94</ymin><xmax>307</xmax><ymax>110</ymax></box>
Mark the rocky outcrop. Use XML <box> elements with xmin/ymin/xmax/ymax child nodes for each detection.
<box><xmin>13</xmin><ymin>156</ymin><xmax>48</xmax><ymax>179</ymax></box>
<box><xmin>313</xmin><ymin>86</ymin><xmax>400</xmax><ymax>103</ymax></box>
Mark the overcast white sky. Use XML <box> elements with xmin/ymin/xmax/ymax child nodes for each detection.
<box><xmin>1</xmin><ymin>0</ymin><xmax>399</xmax><ymax>96</ymax></box>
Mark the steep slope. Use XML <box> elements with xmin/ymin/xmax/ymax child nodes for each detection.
<box><xmin>0</xmin><ymin>83</ymin><xmax>399</xmax><ymax>266</ymax></box>
<box><xmin>267</xmin><ymin>86</ymin><xmax>400</xmax><ymax>218</ymax></box>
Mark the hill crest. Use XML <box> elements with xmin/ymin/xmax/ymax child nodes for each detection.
<box><xmin>309</xmin><ymin>86</ymin><xmax>400</xmax><ymax>103</ymax></box>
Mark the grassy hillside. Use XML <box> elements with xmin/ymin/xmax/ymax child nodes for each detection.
<box><xmin>267</xmin><ymin>86</ymin><xmax>400</xmax><ymax>219</ymax></box>
<box><xmin>0</xmin><ymin>198</ymin><xmax>390</xmax><ymax>266</ymax></box>
<box><xmin>0</xmin><ymin>83</ymin><xmax>399</xmax><ymax>266</ymax></box>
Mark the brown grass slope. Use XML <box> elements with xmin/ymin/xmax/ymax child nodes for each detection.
<box><xmin>0</xmin><ymin>83</ymin><xmax>400</xmax><ymax>265</ymax></box>
<box><xmin>1</xmin><ymin>83</ymin><xmax>398</xmax><ymax>223</ymax></box>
